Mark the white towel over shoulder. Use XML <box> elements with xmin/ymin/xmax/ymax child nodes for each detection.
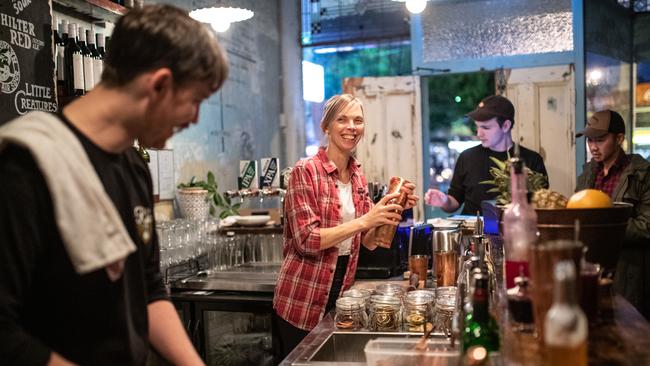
<box><xmin>0</xmin><ymin>112</ymin><xmax>136</xmax><ymax>280</ymax></box>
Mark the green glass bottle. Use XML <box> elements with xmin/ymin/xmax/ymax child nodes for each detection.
<box><xmin>462</xmin><ymin>272</ymin><xmax>500</xmax><ymax>356</ymax></box>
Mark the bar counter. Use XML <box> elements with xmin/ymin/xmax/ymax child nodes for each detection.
<box><xmin>281</xmin><ymin>279</ymin><xmax>650</xmax><ymax>365</ymax></box>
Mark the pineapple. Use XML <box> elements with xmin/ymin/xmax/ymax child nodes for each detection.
<box><xmin>531</xmin><ymin>188</ymin><xmax>568</xmax><ymax>209</ymax></box>
<box><xmin>480</xmin><ymin>156</ymin><xmax>548</xmax><ymax>206</ymax></box>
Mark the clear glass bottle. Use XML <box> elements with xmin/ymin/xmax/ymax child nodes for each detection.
<box><xmin>457</xmin><ymin>256</ymin><xmax>481</xmax><ymax>311</ymax></box>
<box><xmin>368</xmin><ymin>295</ymin><xmax>401</xmax><ymax>331</ymax></box>
<box><xmin>403</xmin><ymin>291</ymin><xmax>434</xmax><ymax>332</ymax></box>
<box><xmin>462</xmin><ymin>273</ymin><xmax>500</xmax><ymax>357</ymax></box>
<box><xmin>335</xmin><ymin>297</ymin><xmax>367</xmax><ymax>330</ymax></box>
<box><xmin>502</xmin><ymin>149</ymin><xmax>537</xmax><ymax>289</ymax></box>
<box><xmin>544</xmin><ymin>261</ymin><xmax>587</xmax><ymax>366</ymax></box>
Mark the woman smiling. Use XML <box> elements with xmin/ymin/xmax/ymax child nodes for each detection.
<box><xmin>271</xmin><ymin>94</ymin><xmax>418</xmax><ymax>363</ymax></box>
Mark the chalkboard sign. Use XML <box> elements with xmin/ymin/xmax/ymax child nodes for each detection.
<box><xmin>0</xmin><ymin>0</ymin><xmax>56</xmax><ymax>125</ymax></box>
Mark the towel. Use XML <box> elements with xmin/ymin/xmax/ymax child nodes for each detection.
<box><xmin>0</xmin><ymin>112</ymin><xmax>136</xmax><ymax>280</ymax></box>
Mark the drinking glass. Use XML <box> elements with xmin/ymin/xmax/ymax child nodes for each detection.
<box><xmin>529</xmin><ymin>239</ymin><xmax>583</xmax><ymax>341</ymax></box>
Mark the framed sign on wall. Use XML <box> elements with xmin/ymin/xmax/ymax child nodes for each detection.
<box><xmin>0</xmin><ymin>0</ymin><xmax>56</xmax><ymax>125</ymax></box>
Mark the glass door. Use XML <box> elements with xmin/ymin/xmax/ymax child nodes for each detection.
<box><xmin>194</xmin><ymin>294</ymin><xmax>273</xmax><ymax>366</ymax></box>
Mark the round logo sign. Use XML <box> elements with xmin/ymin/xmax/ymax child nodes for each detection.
<box><xmin>0</xmin><ymin>41</ymin><xmax>20</xmax><ymax>94</ymax></box>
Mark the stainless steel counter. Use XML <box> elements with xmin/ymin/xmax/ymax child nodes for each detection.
<box><xmin>280</xmin><ymin>312</ymin><xmax>453</xmax><ymax>365</ymax></box>
<box><xmin>172</xmin><ymin>263</ymin><xmax>280</xmax><ymax>292</ymax></box>
<box><xmin>172</xmin><ymin>263</ymin><xmax>405</xmax><ymax>293</ymax></box>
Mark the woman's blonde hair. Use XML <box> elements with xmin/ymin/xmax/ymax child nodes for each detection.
<box><xmin>320</xmin><ymin>94</ymin><xmax>364</xmax><ymax>134</ymax></box>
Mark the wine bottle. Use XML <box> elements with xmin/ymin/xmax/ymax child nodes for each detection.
<box><xmin>97</xmin><ymin>33</ymin><xmax>106</xmax><ymax>59</ymax></box>
<box><xmin>65</xmin><ymin>23</ymin><xmax>84</xmax><ymax>97</ymax></box>
<box><xmin>55</xmin><ymin>18</ymin><xmax>67</xmax><ymax>100</ymax></box>
<box><xmin>105</xmin><ymin>36</ymin><xmax>111</xmax><ymax>55</ymax></box>
<box><xmin>88</xmin><ymin>29</ymin><xmax>103</xmax><ymax>87</ymax></box>
<box><xmin>78</xmin><ymin>26</ymin><xmax>94</xmax><ymax>92</ymax></box>
<box><xmin>462</xmin><ymin>272</ymin><xmax>500</xmax><ymax>357</ymax></box>
<box><xmin>52</xmin><ymin>16</ymin><xmax>60</xmax><ymax>76</ymax></box>
<box><xmin>502</xmin><ymin>144</ymin><xmax>537</xmax><ymax>289</ymax></box>
<box><xmin>544</xmin><ymin>261</ymin><xmax>587</xmax><ymax>366</ymax></box>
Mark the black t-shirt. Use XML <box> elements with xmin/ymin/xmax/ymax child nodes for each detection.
<box><xmin>447</xmin><ymin>144</ymin><xmax>548</xmax><ymax>215</ymax></box>
<box><xmin>0</xmin><ymin>113</ymin><xmax>166</xmax><ymax>365</ymax></box>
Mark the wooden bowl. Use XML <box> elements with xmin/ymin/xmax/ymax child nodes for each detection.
<box><xmin>535</xmin><ymin>202</ymin><xmax>633</xmax><ymax>270</ymax></box>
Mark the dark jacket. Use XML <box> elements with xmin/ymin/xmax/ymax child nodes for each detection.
<box><xmin>576</xmin><ymin>153</ymin><xmax>650</xmax><ymax>319</ymax></box>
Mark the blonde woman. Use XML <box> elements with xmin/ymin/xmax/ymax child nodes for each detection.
<box><xmin>272</xmin><ymin>94</ymin><xmax>418</xmax><ymax>362</ymax></box>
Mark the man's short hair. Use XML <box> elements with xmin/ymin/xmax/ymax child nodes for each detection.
<box><xmin>102</xmin><ymin>5</ymin><xmax>228</xmax><ymax>91</ymax></box>
<box><xmin>495</xmin><ymin>115</ymin><xmax>515</xmax><ymax>130</ymax></box>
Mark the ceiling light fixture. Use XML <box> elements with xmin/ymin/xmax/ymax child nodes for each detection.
<box><xmin>393</xmin><ymin>0</ymin><xmax>429</xmax><ymax>15</ymax></box>
<box><xmin>189</xmin><ymin>7</ymin><xmax>254</xmax><ymax>33</ymax></box>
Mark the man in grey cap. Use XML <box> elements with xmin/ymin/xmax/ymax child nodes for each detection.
<box><xmin>425</xmin><ymin>95</ymin><xmax>548</xmax><ymax>215</ymax></box>
<box><xmin>576</xmin><ymin>109</ymin><xmax>650</xmax><ymax>319</ymax></box>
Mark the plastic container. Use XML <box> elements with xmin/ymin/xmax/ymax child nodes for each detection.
<box><xmin>364</xmin><ymin>337</ymin><xmax>459</xmax><ymax>366</ymax></box>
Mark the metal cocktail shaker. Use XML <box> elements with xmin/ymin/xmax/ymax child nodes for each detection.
<box><xmin>432</xmin><ymin>228</ymin><xmax>461</xmax><ymax>287</ymax></box>
<box><xmin>374</xmin><ymin>176</ymin><xmax>410</xmax><ymax>248</ymax></box>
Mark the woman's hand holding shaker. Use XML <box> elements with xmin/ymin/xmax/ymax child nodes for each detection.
<box><xmin>364</xmin><ymin>176</ymin><xmax>416</xmax><ymax>248</ymax></box>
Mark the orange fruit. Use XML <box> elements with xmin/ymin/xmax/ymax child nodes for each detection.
<box><xmin>566</xmin><ymin>189</ymin><xmax>612</xmax><ymax>209</ymax></box>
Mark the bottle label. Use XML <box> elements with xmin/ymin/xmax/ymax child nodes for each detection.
<box><xmin>238</xmin><ymin>160</ymin><xmax>258</xmax><ymax>189</ymax></box>
<box><xmin>72</xmin><ymin>53</ymin><xmax>84</xmax><ymax>91</ymax></box>
<box><xmin>56</xmin><ymin>45</ymin><xmax>65</xmax><ymax>81</ymax></box>
<box><xmin>505</xmin><ymin>260</ymin><xmax>529</xmax><ymax>290</ymax></box>
<box><xmin>83</xmin><ymin>56</ymin><xmax>94</xmax><ymax>90</ymax></box>
<box><xmin>93</xmin><ymin>59</ymin><xmax>103</xmax><ymax>85</ymax></box>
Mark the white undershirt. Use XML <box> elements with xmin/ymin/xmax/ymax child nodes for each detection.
<box><xmin>336</xmin><ymin>180</ymin><xmax>355</xmax><ymax>256</ymax></box>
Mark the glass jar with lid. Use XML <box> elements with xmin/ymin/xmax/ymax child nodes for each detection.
<box><xmin>342</xmin><ymin>288</ymin><xmax>372</xmax><ymax>313</ymax></box>
<box><xmin>433</xmin><ymin>286</ymin><xmax>457</xmax><ymax>337</ymax></box>
<box><xmin>403</xmin><ymin>290</ymin><xmax>435</xmax><ymax>332</ymax></box>
<box><xmin>368</xmin><ymin>295</ymin><xmax>402</xmax><ymax>331</ymax></box>
<box><xmin>335</xmin><ymin>297</ymin><xmax>367</xmax><ymax>330</ymax></box>
<box><xmin>374</xmin><ymin>283</ymin><xmax>405</xmax><ymax>300</ymax></box>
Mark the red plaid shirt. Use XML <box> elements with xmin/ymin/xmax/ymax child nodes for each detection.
<box><xmin>273</xmin><ymin>148</ymin><xmax>373</xmax><ymax>330</ymax></box>
<box><xmin>593</xmin><ymin>149</ymin><xmax>630</xmax><ymax>197</ymax></box>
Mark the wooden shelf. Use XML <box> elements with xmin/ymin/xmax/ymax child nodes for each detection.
<box><xmin>218</xmin><ymin>226</ymin><xmax>283</xmax><ymax>235</ymax></box>
<box><xmin>53</xmin><ymin>0</ymin><xmax>127</xmax><ymax>23</ymax></box>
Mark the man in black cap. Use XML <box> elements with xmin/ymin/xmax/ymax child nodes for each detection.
<box><xmin>575</xmin><ymin>109</ymin><xmax>650</xmax><ymax>319</ymax></box>
<box><xmin>425</xmin><ymin>95</ymin><xmax>548</xmax><ymax>215</ymax></box>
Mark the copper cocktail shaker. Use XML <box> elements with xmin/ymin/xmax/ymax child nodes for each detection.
<box><xmin>374</xmin><ymin>176</ymin><xmax>410</xmax><ymax>248</ymax></box>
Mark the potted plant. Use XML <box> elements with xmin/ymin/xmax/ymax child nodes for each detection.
<box><xmin>177</xmin><ymin>171</ymin><xmax>240</xmax><ymax>219</ymax></box>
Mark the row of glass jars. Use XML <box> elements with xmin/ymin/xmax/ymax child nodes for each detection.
<box><xmin>335</xmin><ymin>287</ymin><xmax>454</xmax><ymax>332</ymax></box>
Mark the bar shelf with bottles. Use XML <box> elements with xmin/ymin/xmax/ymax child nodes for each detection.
<box><xmin>52</xmin><ymin>16</ymin><xmax>107</xmax><ymax>108</ymax></box>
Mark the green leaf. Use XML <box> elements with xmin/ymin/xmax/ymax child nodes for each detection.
<box><xmin>213</xmin><ymin>193</ymin><xmax>224</xmax><ymax>207</ymax></box>
<box><xmin>488</xmin><ymin>156</ymin><xmax>507</xmax><ymax>170</ymax></box>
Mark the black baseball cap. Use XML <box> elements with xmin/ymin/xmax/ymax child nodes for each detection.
<box><xmin>576</xmin><ymin>110</ymin><xmax>625</xmax><ymax>138</ymax></box>
<box><xmin>467</xmin><ymin>95</ymin><xmax>515</xmax><ymax>122</ymax></box>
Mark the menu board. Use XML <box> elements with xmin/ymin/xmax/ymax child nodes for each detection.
<box><xmin>0</xmin><ymin>0</ymin><xmax>56</xmax><ymax>125</ymax></box>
